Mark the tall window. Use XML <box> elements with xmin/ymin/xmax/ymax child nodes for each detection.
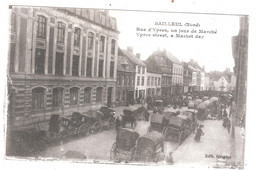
<box><xmin>57</xmin><ymin>22</ymin><xmax>65</xmax><ymax>43</ymax></box>
<box><xmin>74</xmin><ymin>27</ymin><xmax>81</xmax><ymax>47</ymax></box>
<box><xmin>99</xmin><ymin>36</ymin><xmax>105</xmax><ymax>52</ymax></box>
<box><xmin>111</xmin><ymin>39</ymin><xmax>116</xmax><ymax>55</ymax></box>
<box><xmin>110</xmin><ymin>61</ymin><xmax>114</xmax><ymax>78</ymax></box>
<box><xmin>137</xmin><ymin>76</ymin><xmax>140</xmax><ymax>86</ymax></box>
<box><xmin>122</xmin><ymin>77</ymin><xmax>125</xmax><ymax>86</ymax></box>
<box><xmin>72</xmin><ymin>55</ymin><xmax>79</xmax><ymax>76</ymax></box>
<box><xmin>98</xmin><ymin>59</ymin><xmax>103</xmax><ymax>77</ymax></box>
<box><xmin>151</xmin><ymin>77</ymin><xmax>154</xmax><ymax>86</ymax></box>
<box><xmin>55</xmin><ymin>52</ymin><xmax>63</xmax><ymax>75</ymax></box>
<box><xmin>142</xmin><ymin>67</ymin><xmax>145</xmax><ymax>74</ymax></box>
<box><xmin>35</xmin><ymin>48</ymin><xmax>45</xmax><ymax>74</ymax></box>
<box><xmin>52</xmin><ymin>87</ymin><xmax>63</xmax><ymax>107</ymax></box>
<box><xmin>84</xmin><ymin>87</ymin><xmax>92</xmax><ymax>104</ymax></box>
<box><xmin>158</xmin><ymin>78</ymin><xmax>161</xmax><ymax>85</ymax></box>
<box><xmin>86</xmin><ymin>57</ymin><xmax>92</xmax><ymax>77</ymax></box>
<box><xmin>138</xmin><ymin>66</ymin><xmax>141</xmax><ymax>74</ymax></box>
<box><xmin>70</xmin><ymin>87</ymin><xmax>79</xmax><ymax>105</ymax></box>
<box><xmin>37</xmin><ymin>15</ymin><xmax>47</xmax><ymax>39</ymax></box>
<box><xmin>155</xmin><ymin>77</ymin><xmax>157</xmax><ymax>86</ymax></box>
<box><xmin>141</xmin><ymin>76</ymin><xmax>144</xmax><ymax>86</ymax></box>
<box><xmin>88</xmin><ymin>32</ymin><xmax>94</xmax><ymax>50</ymax></box>
<box><xmin>147</xmin><ymin>76</ymin><xmax>150</xmax><ymax>86</ymax></box>
<box><xmin>32</xmin><ymin>87</ymin><xmax>45</xmax><ymax>110</ymax></box>
<box><xmin>96</xmin><ymin>87</ymin><xmax>103</xmax><ymax>102</ymax></box>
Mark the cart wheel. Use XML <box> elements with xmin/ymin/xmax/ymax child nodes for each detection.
<box><xmin>154</xmin><ymin>145</ymin><xmax>164</xmax><ymax>162</ymax></box>
<box><xmin>178</xmin><ymin>131</ymin><xmax>184</xmax><ymax>145</ymax></box>
<box><xmin>130</xmin><ymin>147</ymin><xmax>136</xmax><ymax>161</ymax></box>
<box><xmin>77</xmin><ymin>124</ymin><xmax>88</xmax><ymax>137</ymax></box>
<box><xmin>162</xmin><ymin>127</ymin><xmax>167</xmax><ymax>135</ymax></box>
<box><xmin>110</xmin><ymin>142</ymin><xmax>118</xmax><ymax>160</ymax></box>
<box><xmin>164</xmin><ymin>127</ymin><xmax>169</xmax><ymax>139</ymax></box>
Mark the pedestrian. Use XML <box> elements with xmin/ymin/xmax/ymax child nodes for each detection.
<box><xmin>194</xmin><ymin>125</ymin><xmax>204</xmax><ymax>142</ymax></box>
<box><xmin>115</xmin><ymin>116</ymin><xmax>120</xmax><ymax>132</ymax></box>
<box><xmin>223</xmin><ymin>108</ymin><xmax>228</xmax><ymax>117</ymax></box>
<box><xmin>225</xmin><ymin>117</ymin><xmax>231</xmax><ymax>133</ymax></box>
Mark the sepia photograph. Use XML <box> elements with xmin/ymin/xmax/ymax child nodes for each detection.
<box><xmin>4</xmin><ymin>4</ymin><xmax>249</xmax><ymax>170</ymax></box>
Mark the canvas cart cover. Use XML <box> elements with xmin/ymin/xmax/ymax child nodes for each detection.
<box><xmin>150</xmin><ymin>114</ymin><xmax>164</xmax><ymax>124</ymax></box>
<box><xmin>194</xmin><ymin>99</ymin><xmax>203</xmax><ymax>106</ymax></box>
<box><xmin>162</xmin><ymin>111</ymin><xmax>176</xmax><ymax>121</ymax></box>
<box><xmin>181</xmin><ymin>111</ymin><xmax>193</xmax><ymax>121</ymax></box>
<box><xmin>188</xmin><ymin>102</ymin><xmax>195</xmax><ymax>108</ymax></box>
<box><xmin>197</xmin><ymin>101</ymin><xmax>209</xmax><ymax>110</ymax></box>
<box><xmin>84</xmin><ymin>110</ymin><xmax>103</xmax><ymax>120</ymax></box>
<box><xmin>210</xmin><ymin>97</ymin><xmax>219</xmax><ymax>102</ymax></box>
<box><xmin>169</xmin><ymin>116</ymin><xmax>185</xmax><ymax>128</ymax></box>
<box><xmin>136</xmin><ymin>131</ymin><xmax>164</xmax><ymax>151</ymax></box>
<box><xmin>116</xmin><ymin>128</ymin><xmax>140</xmax><ymax>151</ymax></box>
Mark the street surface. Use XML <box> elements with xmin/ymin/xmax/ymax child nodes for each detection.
<box><xmin>37</xmin><ymin>105</ymin><xmax>189</xmax><ymax>161</ymax></box>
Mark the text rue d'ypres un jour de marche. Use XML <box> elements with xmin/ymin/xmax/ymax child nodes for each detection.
<box><xmin>136</xmin><ymin>22</ymin><xmax>217</xmax><ymax>39</ymax></box>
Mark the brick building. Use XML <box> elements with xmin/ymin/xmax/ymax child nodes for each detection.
<box><xmin>8</xmin><ymin>6</ymin><xmax>119</xmax><ymax>128</ymax></box>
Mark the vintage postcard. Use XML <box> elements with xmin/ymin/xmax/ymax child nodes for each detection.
<box><xmin>4</xmin><ymin>5</ymin><xmax>248</xmax><ymax>170</ymax></box>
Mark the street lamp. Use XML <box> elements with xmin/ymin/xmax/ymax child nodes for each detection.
<box><xmin>121</xmin><ymin>59</ymin><xmax>129</xmax><ymax>106</ymax></box>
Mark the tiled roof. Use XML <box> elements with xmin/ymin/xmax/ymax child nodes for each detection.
<box><xmin>151</xmin><ymin>50</ymin><xmax>181</xmax><ymax>64</ymax></box>
<box><xmin>144</xmin><ymin>60</ymin><xmax>162</xmax><ymax>74</ymax></box>
<box><xmin>117</xmin><ymin>49</ymin><xmax>136</xmax><ymax>72</ymax></box>
<box><xmin>120</xmin><ymin>49</ymin><xmax>146</xmax><ymax>67</ymax></box>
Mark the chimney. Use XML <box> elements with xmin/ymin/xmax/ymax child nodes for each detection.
<box><xmin>127</xmin><ymin>46</ymin><xmax>133</xmax><ymax>53</ymax></box>
<box><xmin>136</xmin><ymin>53</ymin><xmax>141</xmax><ymax>59</ymax></box>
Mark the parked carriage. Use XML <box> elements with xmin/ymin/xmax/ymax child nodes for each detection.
<box><xmin>134</xmin><ymin>131</ymin><xmax>165</xmax><ymax>162</ymax></box>
<box><xmin>83</xmin><ymin>110</ymin><xmax>104</xmax><ymax>134</ymax></box>
<box><xmin>46</xmin><ymin>112</ymin><xmax>89</xmax><ymax>142</ymax></box>
<box><xmin>180</xmin><ymin>110</ymin><xmax>198</xmax><ymax>133</ymax></box>
<box><xmin>121</xmin><ymin>108</ymin><xmax>137</xmax><ymax>128</ymax></box>
<box><xmin>154</xmin><ymin>100</ymin><xmax>164</xmax><ymax>113</ymax></box>
<box><xmin>110</xmin><ymin>128</ymin><xmax>140</xmax><ymax>161</ymax></box>
<box><xmin>147</xmin><ymin>111</ymin><xmax>175</xmax><ymax>133</ymax></box>
<box><xmin>163</xmin><ymin>115</ymin><xmax>190</xmax><ymax>144</ymax></box>
<box><xmin>100</xmin><ymin>106</ymin><xmax>116</xmax><ymax>129</ymax></box>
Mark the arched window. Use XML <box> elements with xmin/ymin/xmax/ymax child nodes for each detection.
<box><xmin>74</xmin><ymin>27</ymin><xmax>81</xmax><ymax>47</ymax></box>
<box><xmin>96</xmin><ymin>87</ymin><xmax>103</xmax><ymax>103</ymax></box>
<box><xmin>84</xmin><ymin>87</ymin><xmax>92</xmax><ymax>104</ymax></box>
<box><xmin>111</xmin><ymin>39</ymin><xmax>116</xmax><ymax>55</ymax></box>
<box><xmin>37</xmin><ymin>15</ymin><xmax>47</xmax><ymax>39</ymax></box>
<box><xmin>70</xmin><ymin>87</ymin><xmax>79</xmax><ymax>105</ymax></box>
<box><xmin>32</xmin><ymin>87</ymin><xmax>45</xmax><ymax>109</ymax></box>
<box><xmin>57</xmin><ymin>22</ymin><xmax>65</xmax><ymax>43</ymax></box>
<box><xmin>52</xmin><ymin>87</ymin><xmax>64</xmax><ymax>107</ymax></box>
<box><xmin>87</xmin><ymin>32</ymin><xmax>94</xmax><ymax>50</ymax></box>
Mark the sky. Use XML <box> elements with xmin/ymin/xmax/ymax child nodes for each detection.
<box><xmin>109</xmin><ymin>10</ymin><xmax>240</xmax><ymax>72</ymax></box>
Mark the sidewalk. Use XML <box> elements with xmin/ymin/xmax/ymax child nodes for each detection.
<box><xmin>172</xmin><ymin>120</ymin><xmax>233</xmax><ymax>168</ymax></box>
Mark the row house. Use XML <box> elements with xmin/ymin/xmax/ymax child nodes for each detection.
<box><xmin>146</xmin><ymin>50</ymin><xmax>174</xmax><ymax>97</ymax></box>
<box><xmin>144</xmin><ymin>60</ymin><xmax>162</xmax><ymax>98</ymax></box>
<box><xmin>182</xmin><ymin>62</ymin><xmax>192</xmax><ymax>93</ymax></box>
<box><xmin>116</xmin><ymin>48</ymin><xmax>136</xmax><ymax>106</ymax></box>
<box><xmin>120</xmin><ymin>47</ymin><xmax>147</xmax><ymax>102</ymax></box>
<box><xmin>8</xmin><ymin>7</ymin><xmax>119</xmax><ymax>128</ymax></box>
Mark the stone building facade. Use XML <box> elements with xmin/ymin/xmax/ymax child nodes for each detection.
<box><xmin>116</xmin><ymin>48</ymin><xmax>136</xmax><ymax>106</ymax></box>
<box><xmin>8</xmin><ymin>7</ymin><xmax>119</xmax><ymax>128</ymax></box>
